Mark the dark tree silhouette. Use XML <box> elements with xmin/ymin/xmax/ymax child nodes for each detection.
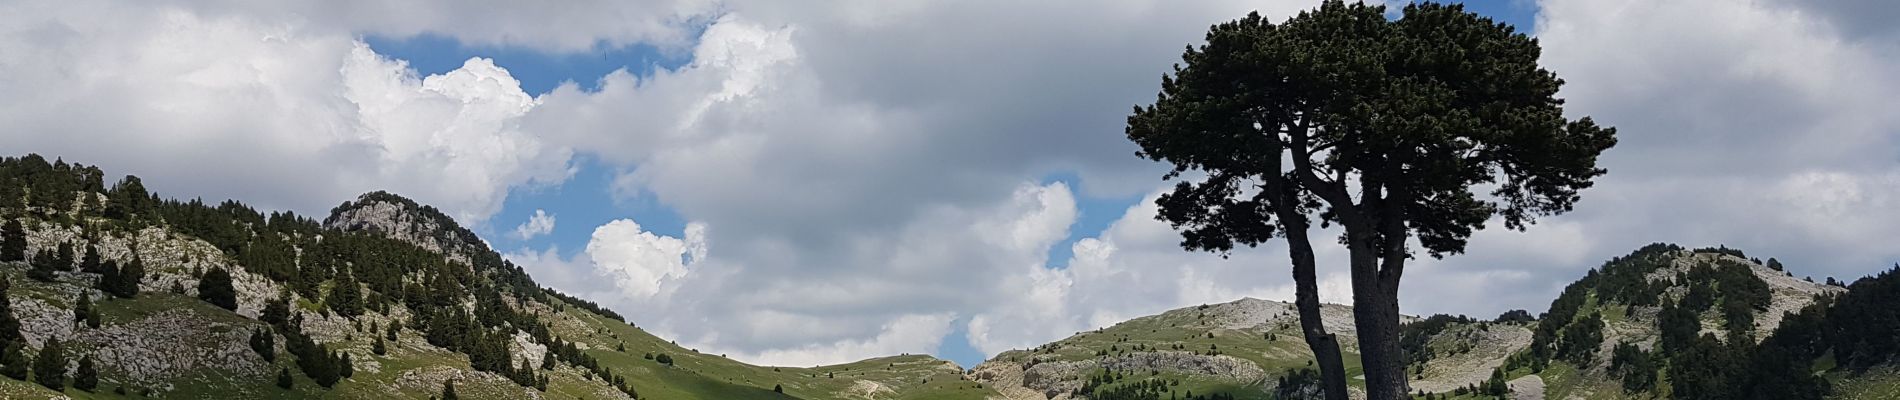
<box><xmin>73</xmin><ymin>355</ymin><xmax>97</xmax><ymax>392</ymax></box>
<box><xmin>1125</xmin><ymin>2</ymin><xmax>1616</xmax><ymax>398</ymax></box>
<box><xmin>197</xmin><ymin>267</ymin><xmax>238</xmax><ymax>311</ymax></box>
<box><xmin>72</xmin><ymin>293</ymin><xmax>93</xmax><ymax>329</ymax></box>
<box><xmin>0</xmin><ymin>343</ymin><xmax>25</xmax><ymax>380</ymax></box>
<box><xmin>441</xmin><ymin>379</ymin><xmax>459</xmax><ymax>400</ymax></box>
<box><xmin>0</xmin><ymin>278</ymin><xmax>22</xmax><ymax>349</ymax></box>
<box><xmin>33</xmin><ymin>336</ymin><xmax>67</xmax><ymax>390</ymax></box>
<box><xmin>0</xmin><ymin>219</ymin><xmax>23</xmax><ymax>262</ymax></box>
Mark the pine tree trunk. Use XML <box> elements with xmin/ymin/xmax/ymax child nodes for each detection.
<box><xmin>1355</xmin><ymin>291</ymin><xmax>1406</xmax><ymax>399</ymax></box>
<box><xmin>1348</xmin><ymin>229</ymin><xmax>1408</xmax><ymax>400</ymax></box>
<box><xmin>1284</xmin><ymin>222</ymin><xmax>1349</xmax><ymax>400</ymax></box>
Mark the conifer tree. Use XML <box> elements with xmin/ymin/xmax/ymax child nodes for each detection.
<box><xmin>72</xmin><ymin>293</ymin><xmax>92</xmax><ymax>329</ymax></box>
<box><xmin>261</xmin><ymin>297</ymin><xmax>290</xmax><ymax>327</ymax></box>
<box><xmin>111</xmin><ymin>256</ymin><xmax>143</xmax><ymax>298</ymax></box>
<box><xmin>0</xmin><ymin>342</ymin><xmax>26</xmax><ymax>380</ymax></box>
<box><xmin>1126</xmin><ymin>4</ymin><xmax>1616</xmax><ymax>398</ymax></box>
<box><xmin>0</xmin><ymin>278</ymin><xmax>22</xmax><ymax>349</ymax></box>
<box><xmin>249</xmin><ymin>328</ymin><xmax>275</xmax><ymax>361</ymax></box>
<box><xmin>276</xmin><ymin>367</ymin><xmax>294</xmax><ymax>389</ymax></box>
<box><xmin>27</xmin><ymin>249</ymin><xmax>58</xmax><ymax>282</ymax></box>
<box><xmin>338</xmin><ymin>352</ymin><xmax>353</xmax><ymax>378</ymax></box>
<box><xmin>79</xmin><ymin>245</ymin><xmax>100</xmax><ymax>273</ymax></box>
<box><xmin>72</xmin><ymin>355</ymin><xmax>96</xmax><ymax>392</ymax></box>
<box><xmin>0</xmin><ymin>220</ymin><xmax>24</xmax><ymax>263</ymax></box>
<box><xmin>441</xmin><ymin>379</ymin><xmax>458</xmax><ymax>400</ymax></box>
<box><xmin>372</xmin><ymin>336</ymin><xmax>387</xmax><ymax>356</ymax></box>
<box><xmin>33</xmin><ymin>336</ymin><xmax>66</xmax><ymax>390</ymax></box>
<box><xmin>53</xmin><ymin>242</ymin><xmax>73</xmax><ymax>272</ymax></box>
<box><xmin>197</xmin><ymin>267</ymin><xmax>237</xmax><ymax>311</ymax></box>
<box><xmin>94</xmin><ymin>260</ymin><xmax>118</xmax><ymax>295</ymax></box>
<box><xmin>326</xmin><ymin>269</ymin><xmax>363</xmax><ymax>318</ymax></box>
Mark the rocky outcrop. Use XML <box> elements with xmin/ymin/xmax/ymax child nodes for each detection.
<box><xmin>6</xmin><ymin>218</ymin><xmax>295</xmax><ymax>390</ymax></box>
<box><xmin>1409</xmin><ymin>323</ymin><xmax>1533</xmax><ymax>393</ymax></box>
<box><xmin>323</xmin><ymin>192</ymin><xmax>484</xmax><ymax>266</ymax></box>
<box><xmin>983</xmin><ymin>351</ymin><xmax>1265</xmax><ymax>399</ymax></box>
<box><xmin>76</xmin><ymin>309</ymin><xmax>268</xmax><ymax>387</ymax></box>
<box><xmin>1097</xmin><ymin>352</ymin><xmax>1265</xmax><ymax>381</ymax></box>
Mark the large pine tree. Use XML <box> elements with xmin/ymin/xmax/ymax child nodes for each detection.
<box><xmin>1124</xmin><ymin>3</ymin><xmax>1615</xmax><ymax>398</ymax></box>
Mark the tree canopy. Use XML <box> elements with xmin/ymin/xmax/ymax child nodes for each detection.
<box><xmin>1126</xmin><ymin>2</ymin><xmax>1615</xmax><ymax>398</ymax></box>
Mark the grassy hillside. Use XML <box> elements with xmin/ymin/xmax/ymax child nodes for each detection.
<box><xmin>970</xmin><ymin>298</ymin><xmax>1532</xmax><ymax>400</ymax></box>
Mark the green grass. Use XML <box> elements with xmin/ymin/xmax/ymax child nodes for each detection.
<box><xmin>541</xmin><ymin>304</ymin><xmax>993</xmax><ymax>400</ymax></box>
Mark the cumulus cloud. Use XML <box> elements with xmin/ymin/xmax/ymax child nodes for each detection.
<box><xmin>0</xmin><ymin>1</ymin><xmax>571</xmax><ymax>224</ymax></box>
<box><xmin>584</xmin><ymin>219</ymin><xmax>707</xmax><ymax>299</ymax></box>
<box><xmin>517</xmin><ymin>0</ymin><xmax>1322</xmax><ymax>364</ymax></box>
<box><xmin>513</xmin><ymin>209</ymin><xmax>557</xmax><ymax>239</ymax></box>
<box><xmin>1525</xmin><ymin>0</ymin><xmax>1900</xmax><ymax>283</ymax></box>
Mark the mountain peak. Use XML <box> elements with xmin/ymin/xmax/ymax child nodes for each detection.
<box><xmin>323</xmin><ymin>191</ymin><xmax>489</xmax><ymax>264</ymax></box>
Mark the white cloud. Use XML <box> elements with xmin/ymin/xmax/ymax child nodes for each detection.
<box><xmin>1530</xmin><ymin>0</ymin><xmax>1900</xmax><ymax>280</ymax></box>
<box><xmin>517</xmin><ymin>0</ymin><xmax>1323</xmax><ymax>364</ymax></box>
<box><xmin>0</xmin><ymin>1</ymin><xmax>572</xmax><ymax>224</ymax></box>
<box><xmin>584</xmin><ymin>219</ymin><xmax>706</xmax><ymax>299</ymax></box>
<box><xmin>705</xmin><ymin>313</ymin><xmax>958</xmax><ymax>368</ymax></box>
<box><xmin>514</xmin><ymin>209</ymin><xmax>557</xmax><ymax>240</ymax></box>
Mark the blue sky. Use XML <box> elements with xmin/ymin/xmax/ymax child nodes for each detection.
<box><xmin>364</xmin><ymin>0</ymin><xmax>1543</xmax><ymax>368</ymax></box>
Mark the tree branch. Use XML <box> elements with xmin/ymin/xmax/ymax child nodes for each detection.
<box><xmin>1289</xmin><ymin>120</ymin><xmax>1361</xmax><ymax>226</ymax></box>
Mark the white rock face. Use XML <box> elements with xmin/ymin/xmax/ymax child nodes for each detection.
<box><xmin>842</xmin><ymin>379</ymin><xmax>897</xmax><ymax>399</ymax></box>
<box><xmin>513</xmin><ymin>330</ymin><xmax>548</xmax><ymax>368</ymax></box>
<box><xmin>323</xmin><ymin>196</ymin><xmax>479</xmax><ymax>266</ymax></box>
<box><xmin>76</xmin><ymin>309</ymin><xmax>268</xmax><ymax>386</ymax></box>
<box><xmin>14</xmin><ymin>297</ymin><xmax>77</xmax><ymax>349</ymax></box>
<box><xmin>1507</xmin><ymin>374</ymin><xmax>1545</xmax><ymax>400</ymax></box>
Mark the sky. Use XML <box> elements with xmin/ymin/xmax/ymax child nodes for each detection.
<box><xmin>2</xmin><ymin>0</ymin><xmax>1897</xmax><ymax>369</ymax></box>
